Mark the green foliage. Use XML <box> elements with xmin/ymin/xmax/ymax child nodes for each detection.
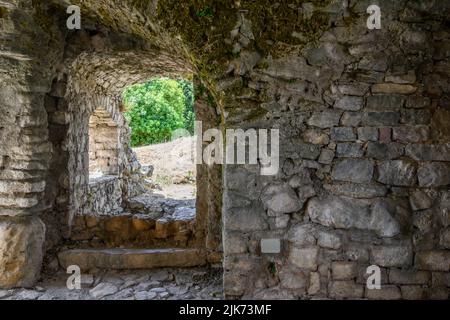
<box><xmin>123</xmin><ymin>78</ymin><xmax>195</xmax><ymax>147</ymax></box>
<box><xmin>178</xmin><ymin>79</ymin><xmax>195</xmax><ymax>135</ymax></box>
<box><xmin>196</xmin><ymin>6</ymin><xmax>214</xmax><ymax>18</ymax></box>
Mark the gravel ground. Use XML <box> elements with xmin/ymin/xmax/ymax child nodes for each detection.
<box><xmin>0</xmin><ymin>267</ymin><xmax>223</xmax><ymax>300</ymax></box>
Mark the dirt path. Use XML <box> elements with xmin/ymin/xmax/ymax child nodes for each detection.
<box><xmin>133</xmin><ymin>136</ymin><xmax>196</xmax><ymax>200</ymax></box>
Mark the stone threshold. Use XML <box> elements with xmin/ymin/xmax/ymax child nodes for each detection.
<box><xmin>58</xmin><ymin>248</ymin><xmax>207</xmax><ymax>271</ymax></box>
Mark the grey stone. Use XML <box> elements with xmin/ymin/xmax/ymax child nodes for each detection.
<box><xmin>261</xmin><ymin>183</ymin><xmax>302</xmax><ymax>214</ymax></box>
<box><xmin>288</xmin><ymin>246</ymin><xmax>319</xmax><ymax>270</ymax></box>
<box><xmin>308</xmin><ymin>272</ymin><xmax>321</xmax><ymax>295</ymax></box>
<box><xmin>288</xmin><ymin>169</ymin><xmax>312</xmax><ymax>188</ymax></box>
<box><xmin>318</xmin><ymin>149</ymin><xmax>335</xmax><ymax>164</ymax></box>
<box><xmin>0</xmin><ymin>216</ymin><xmax>45</xmax><ymax>289</ymax></box>
<box><xmin>340</xmin><ymin>112</ymin><xmax>362</xmax><ymax>126</ymax></box>
<box><xmin>329</xmin><ymin>281</ymin><xmax>364</xmax><ymax>299</ymax></box>
<box><xmin>324</xmin><ymin>183</ymin><xmax>387</xmax><ymax>198</ymax></box>
<box><xmin>439</xmin><ymin>228</ymin><xmax>450</xmax><ymax>249</ymax></box>
<box><xmin>365</xmin><ymin>285</ymin><xmax>402</xmax><ymax>300</ymax></box>
<box><xmin>366</xmin><ymin>95</ymin><xmax>405</xmax><ymax>111</ymax></box>
<box><xmin>307</xmin><ymin>196</ymin><xmax>370</xmax><ymax>230</ymax></box>
<box><xmin>409</xmin><ymin>190</ymin><xmax>433</xmax><ymax>211</ymax></box>
<box><xmin>334</xmin><ymin>96</ymin><xmax>363</xmax><ymax>111</ymax></box>
<box><xmin>317</xmin><ymin>231</ymin><xmax>341</xmax><ymax>249</ymax></box>
<box><xmin>331</xmin><ymin>262</ymin><xmax>358</xmax><ymax>280</ymax></box>
<box><xmin>392</xmin><ymin>126</ymin><xmax>429</xmax><ymax>143</ymax></box>
<box><xmin>405</xmin><ymin>144</ymin><xmax>450</xmax><ymax>161</ymax></box>
<box><xmin>333</xmin><ymin>83</ymin><xmax>370</xmax><ymax>96</ymax></box>
<box><xmin>357</xmin><ymin>127</ymin><xmax>378</xmax><ymax>141</ymax></box>
<box><xmin>151</xmin><ymin>270</ymin><xmax>170</xmax><ymax>282</ymax></box>
<box><xmin>389</xmin><ymin>269</ymin><xmax>431</xmax><ymax>285</ymax></box>
<box><xmin>367</xmin><ymin>142</ymin><xmax>404</xmax><ymax>159</ymax></box>
<box><xmin>89</xmin><ymin>283</ymin><xmax>119</xmax><ymax>299</ymax></box>
<box><xmin>369</xmin><ymin>199</ymin><xmax>401</xmax><ymax>238</ymax></box>
<box><xmin>228</xmin><ymin>206</ymin><xmax>268</xmax><ymax>232</ymax></box>
<box><xmin>376</xmin><ymin>160</ymin><xmax>416</xmax><ymax>186</ymax></box>
<box><xmin>331</xmin><ymin>127</ymin><xmax>356</xmax><ymax>141</ymax></box>
<box><xmin>371</xmin><ymin>245</ymin><xmax>413</xmax><ymax>267</ymax></box>
<box><xmin>296</xmin><ymin>143</ymin><xmax>321</xmax><ymax>160</ymax></box>
<box><xmin>297</xmin><ymin>185</ymin><xmax>316</xmax><ymax>200</ymax></box>
<box><xmin>362</xmin><ymin>112</ymin><xmax>400</xmax><ymax>126</ymax></box>
<box><xmin>288</xmin><ymin>223</ymin><xmax>316</xmax><ymax>246</ymax></box>
<box><xmin>336</xmin><ymin>143</ymin><xmax>364</xmax><ymax>157</ymax></box>
<box><xmin>417</xmin><ymin>162</ymin><xmax>450</xmax><ymax>187</ymax></box>
<box><xmin>134</xmin><ymin>291</ymin><xmax>157</xmax><ymax>300</ymax></box>
<box><xmin>332</xmin><ymin>159</ymin><xmax>374</xmax><ymax>183</ymax></box>
<box><xmin>401</xmin><ymin>109</ymin><xmax>432</xmax><ymax>125</ymax></box>
<box><xmin>307</xmin><ymin>110</ymin><xmax>341</xmax><ymax>128</ymax></box>
<box><xmin>400</xmin><ymin>286</ymin><xmax>426</xmax><ymax>300</ymax></box>
<box><xmin>279</xmin><ymin>268</ymin><xmax>308</xmax><ymax>290</ymax></box>
<box><xmin>415</xmin><ymin>250</ymin><xmax>450</xmax><ymax>271</ymax></box>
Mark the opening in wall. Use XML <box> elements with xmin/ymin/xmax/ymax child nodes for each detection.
<box><xmin>88</xmin><ymin>107</ymin><xmax>119</xmax><ymax>181</ymax></box>
<box><xmin>124</xmin><ymin>77</ymin><xmax>196</xmax><ymax>202</ymax></box>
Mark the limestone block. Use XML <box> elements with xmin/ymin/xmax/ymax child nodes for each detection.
<box><xmin>367</xmin><ymin>142</ymin><xmax>404</xmax><ymax>159</ymax></box>
<box><xmin>261</xmin><ymin>183</ymin><xmax>302</xmax><ymax>214</ymax></box>
<box><xmin>371</xmin><ymin>244</ymin><xmax>413</xmax><ymax>267</ymax></box>
<box><xmin>371</xmin><ymin>83</ymin><xmax>417</xmax><ymax>94</ymax></box>
<box><xmin>405</xmin><ymin>144</ymin><xmax>450</xmax><ymax>161</ymax></box>
<box><xmin>366</xmin><ymin>94</ymin><xmax>405</xmax><ymax>111</ymax></box>
<box><xmin>388</xmin><ymin>269</ymin><xmax>431</xmax><ymax>285</ymax></box>
<box><xmin>331</xmin><ymin>261</ymin><xmax>358</xmax><ymax>280</ymax></box>
<box><xmin>392</xmin><ymin>126</ymin><xmax>429</xmax><ymax>143</ymax></box>
<box><xmin>0</xmin><ymin>216</ymin><xmax>45</xmax><ymax>288</ymax></box>
<box><xmin>331</xmin><ymin>159</ymin><xmax>374</xmax><ymax>183</ymax></box>
<box><xmin>376</xmin><ymin>160</ymin><xmax>416</xmax><ymax>186</ymax></box>
<box><xmin>417</xmin><ymin>162</ymin><xmax>450</xmax><ymax>187</ymax></box>
<box><xmin>307</xmin><ymin>110</ymin><xmax>341</xmax><ymax>128</ymax></box>
<box><xmin>328</xmin><ymin>280</ymin><xmax>364</xmax><ymax>299</ymax></box>
<box><xmin>357</xmin><ymin>127</ymin><xmax>378</xmax><ymax>141</ymax></box>
<box><xmin>289</xmin><ymin>246</ymin><xmax>319</xmax><ymax>270</ymax></box>
<box><xmin>415</xmin><ymin>250</ymin><xmax>450</xmax><ymax>271</ymax></box>
<box><xmin>334</xmin><ymin>96</ymin><xmax>363</xmax><ymax>111</ymax></box>
<box><xmin>362</xmin><ymin>112</ymin><xmax>400</xmax><ymax>126</ymax></box>
<box><xmin>365</xmin><ymin>285</ymin><xmax>402</xmax><ymax>299</ymax></box>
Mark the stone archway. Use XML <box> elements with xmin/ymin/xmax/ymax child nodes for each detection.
<box><xmin>1</xmin><ymin>0</ymin><xmax>449</xmax><ymax>300</ymax></box>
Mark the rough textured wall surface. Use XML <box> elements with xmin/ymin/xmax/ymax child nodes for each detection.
<box><xmin>0</xmin><ymin>0</ymin><xmax>448</xmax><ymax>298</ymax></box>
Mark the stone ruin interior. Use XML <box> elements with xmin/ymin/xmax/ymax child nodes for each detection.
<box><xmin>0</xmin><ymin>0</ymin><xmax>449</xmax><ymax>300</ymax></box>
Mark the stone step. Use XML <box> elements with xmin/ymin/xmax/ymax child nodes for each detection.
<box><xmin>58</xmin><ymin>248</ymin><xmax>206</xmax><ymax>271</ymax></box>
<box><xmin>70</xmin><ymin>209</ymin><xmax>197</xmax><ymax>248</ymax></box>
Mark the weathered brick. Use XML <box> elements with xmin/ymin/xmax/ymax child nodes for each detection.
<box><xmin>331</xmin><ymin>261</ymin><xmax>358</xmax><ymax>280</ymax></box>
<box><xmin>332</xmin><ymin>159</ymin><xmax>374</xmax><ymax>183</ymax></box>
<box><xmin>415</xmin><ymin>250</ymin><xmax>450</xmax><ymax>271</ymax></box>
<box><xmin>362</xmin><ymin>112</ymin><xmax>400</xmax><ymax>126</ymax></box>
<box><xmin>389</xmin><ymin>269</ymin><xmax>431</xmax><ymax>285</ymax></box>
<box><xmin>392</xmin><ymin>126</ymin><xmax>429</xmax><ymax>143</ymax></box>
<box><xmin>376</xmin><ymin>160</ymin><xmax>416</xmax><ymax>186</ymax></box>
<box><xmin>365</xmin><ymin>285</ymin><xmax>402</xmax><ymax>300</ymax></box>
<box><xmin>357</xmin><ymin>127</ymin><xmax>378</xmax><ymax>141</ymax></box>
<box><xmin>328</xmin><ymin>281</ymin><xmax>364</xmax><ymax>299</ymax></box>
<box><xmin>371</xmin><ymin>245</ymin><xmax>413</xmax><ymax>267</ymax></box>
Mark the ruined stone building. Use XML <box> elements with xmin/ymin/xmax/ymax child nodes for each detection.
<box><xmin>0</xmin><ymin>0</ymin><xmax>449</xmax><ymax>299</ymax></box>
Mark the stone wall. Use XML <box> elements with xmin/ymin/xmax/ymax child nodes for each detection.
<box><xmin>0</xmin><ymin>0</ymin><xmax>448</xmax><ymax>299</ymax></box>
<box><xmin>88</xmin><ymin>107</ymin><xmax>119</xmax><ymax>177</ymax></box>
<box><xmin>218</xmin><ymin>1</ymin><xmax>450</xmax><ymax>300</ymax></box>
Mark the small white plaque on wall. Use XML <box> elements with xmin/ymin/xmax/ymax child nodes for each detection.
<box><xmin>261</xmin><ymin>238</ymin><xmax>281</xmax><ymax>254</ymax></box>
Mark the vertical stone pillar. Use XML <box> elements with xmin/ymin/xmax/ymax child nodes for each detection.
<box><xmin>0</xmin><ymin>0</ymin><xmax>62</xmax><ymax>289</ymax></box>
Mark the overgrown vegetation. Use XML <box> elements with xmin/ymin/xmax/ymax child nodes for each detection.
<box><xmin>123</xmin><ymin>78</ymin><xmax>194</xmax><ymax>147</ymax></box>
